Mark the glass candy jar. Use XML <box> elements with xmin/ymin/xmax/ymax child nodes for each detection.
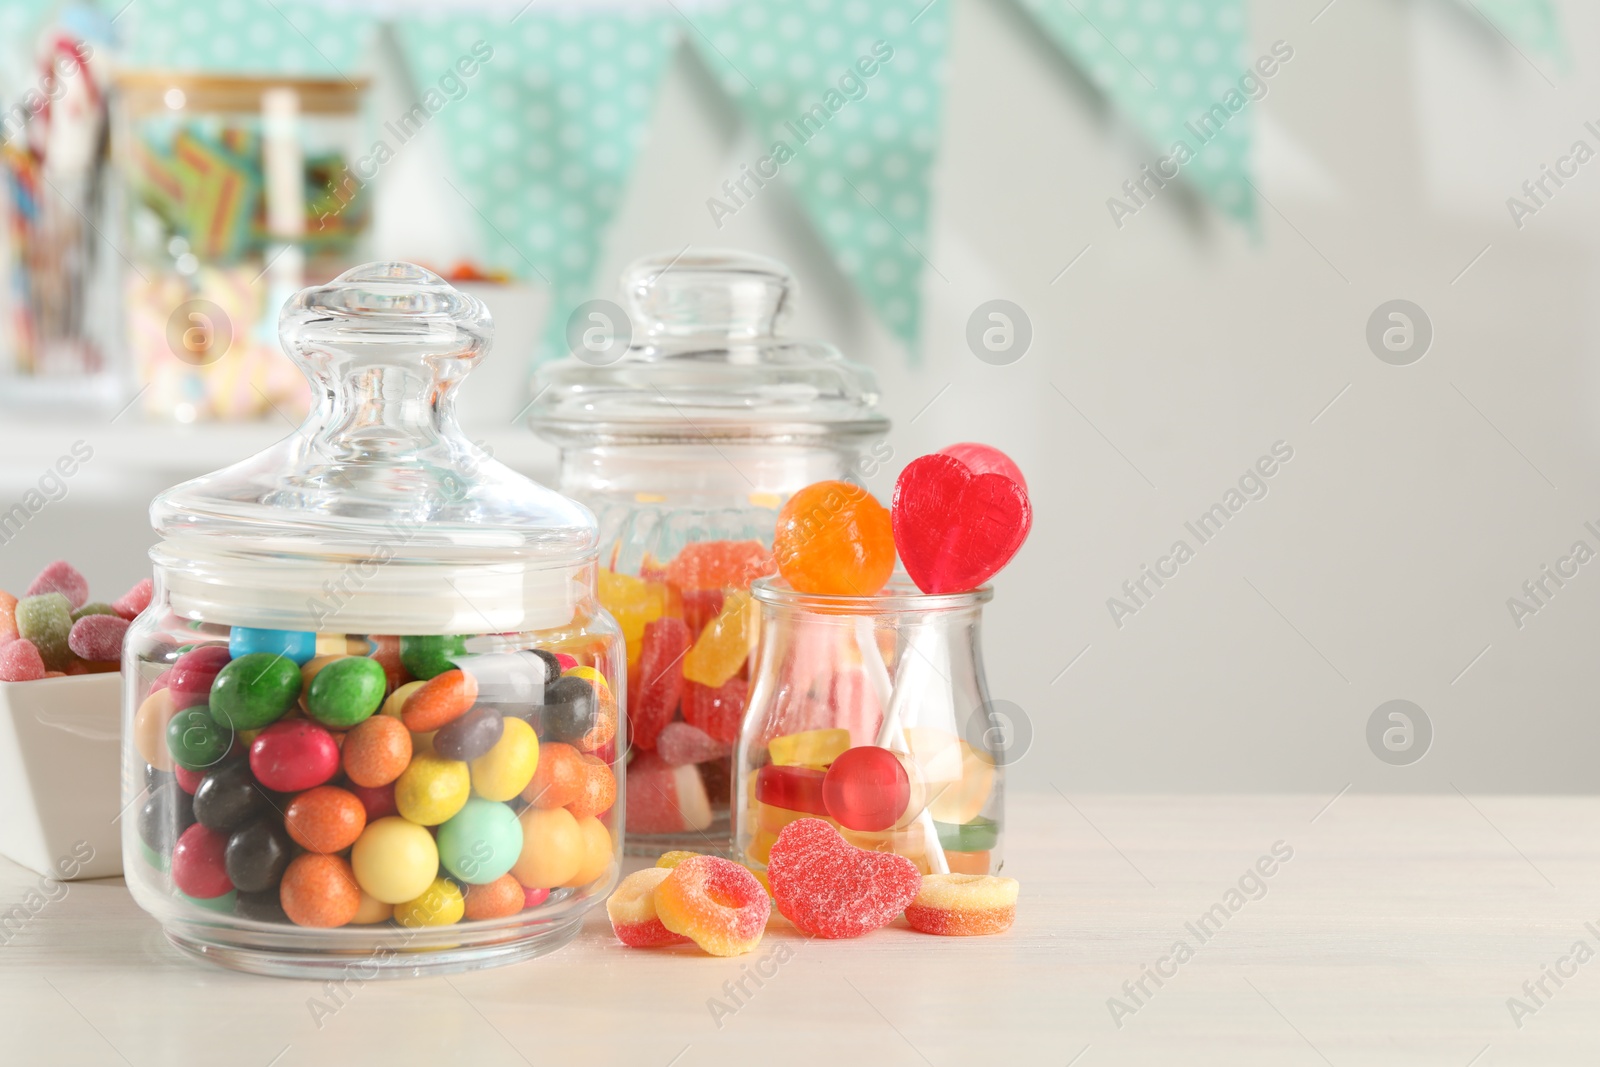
<box><xmin>737</xmin><ymin>580</ymin><xmax>1004</xmax><ymax>878</ymax></box>
<box><xmin>121</xmin><ymin>263</ymin><xmax>623</xmax><ymax>977</ymax></box>
<box><xmin>529</xmin><ymin>250</ymin><xmax>888</xmax><ymax>854</ymax></box>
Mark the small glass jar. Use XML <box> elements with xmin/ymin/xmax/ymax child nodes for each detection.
<box><xmin>737</xmin><ymin>580</ymin><xmax>1004</xmax><ymax>878</ymax></box>
<box><xmin>112</xmin><ymin>72</ymin><xmax>372</xmax><ymax>422</ymax></box>
<box><xmin>529</xmin><ymin>250</ymin><xmax>888</xmax><ymax>854</ymax></box>
<box><xmin>121</xmin><ymin>263</ymin><xmax>623</xmax><ymax>977</ymax></box>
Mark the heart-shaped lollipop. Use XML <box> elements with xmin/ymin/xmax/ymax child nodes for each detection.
<box><xmin>891</xmin><ymin>443</ymin><xmax>1031</xmax><ymax>594</ymax></box>
<box><xmin>766</xmin><ymin>817</ymin><xmax>921</xmax><ymax>938</ymax></box>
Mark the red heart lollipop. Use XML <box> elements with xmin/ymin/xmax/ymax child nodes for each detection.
<box><xmin>766</xmin><ymin>818</ymin><xmax>922</xmax><ymax>939</ymax></box>
<box><xmin>891</xmin><ymin>444</ymin><xmax>1031</xmax><ymax>594</ymax></box>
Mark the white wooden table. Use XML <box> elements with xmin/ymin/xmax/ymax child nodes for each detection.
<box><xmin>1</xmin><ymin>793</ymin><xmax>1596</xmax><ymax>1066</ymax></box>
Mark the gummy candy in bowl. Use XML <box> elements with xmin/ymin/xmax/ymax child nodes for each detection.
<box><xmin>120</xmin><ymin>263</ymin><xmax>625</xmax><ymax>978</ymax></box>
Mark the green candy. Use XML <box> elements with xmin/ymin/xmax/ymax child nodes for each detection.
<box><xmin>167</xmin><ymin>707</ymin><xmax>231</xmax><ymax>771</ymax></box>
<box><xmin>935</xmin><ymin>816</ymin><xmax>1000</xmax><ymax>853</ymax></box>
<box><xmin>436</xmin><ymin>798</ymin><xmax>523</xmax><ymax>884</ymax></box>
<box><xmin>140</xmin><ymin>842</ymin><xmax>170</xmax><ymax>873</ymax></box>
<box><xmin>71</xmin><ymin>602</ymin><xmax>120</xmax><ymax>622</ymax></box>
<box><xmin>400</xmin><ymin>635</ymin><xmax>466</xmax><ymax>681</ymax></box>
<box><xmin>209</xmin><ymin>652</ymin><xmax>301</xmax><ymax>730</ymax></box>
<box><xmin>15</xmin><ymin>593</ymin><xmax>72</xmax><ymax>670</ymax></box>
<box><xmin>180</xmin><ymin>889</ymin><xmax>237</xmax><ymax>913</ymax></box>
<box><xmin>306</xmin><ymin>656</ymin><xmax>386</xmax><ymax>728</ymax></box>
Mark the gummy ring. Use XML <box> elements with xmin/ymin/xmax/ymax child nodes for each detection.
<box><xmin>653</xmin><ymin>854</ymin><xmax>772</xmax><ymax>957</ymax></box>
<box><xmin>903</xmin><ymin>873</ymin><xmax>1019</xmax><ymax>936</ymax></box>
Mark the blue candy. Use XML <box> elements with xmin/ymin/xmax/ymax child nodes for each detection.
<box><xmin>228</xmin><ymin>626</ymin><xmax>317</xmax><ymax>665</ymax></box>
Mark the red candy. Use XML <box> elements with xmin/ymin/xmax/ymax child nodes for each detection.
<box><xmin>665</xmin><ymin>540</ymin><xmax>773</xmax><ymax>591</ymax></box>
<box><xmin>657</xmin><ymin>721</ymin><xmax>730</xmax><ymax>767</ymax></box>
<box><xmin>522</xmin><ymin>886</ymin><xmax>551</xmax><ymax>909</ymax></box>
<box><xmin>112</xmin><ymin>578</ymin><xmax>154</xmax><ymax>621</ymax></box>
<box><xmin>25</xmin><ymin>560</ymin><xmax>89</xmax><ymax>610</ymax></box>
<box><xmin>68</xmin><ymin>614</ymin><xmax>128</xmax><ymax>662</ymax></box>
<box><xmin>554</xmin><ymin>653</ymin><xmax>578</xmax><ymax>671</ymax></box>
<box><xmin>174</xmin><ymin>766</ymin><xmax>204</xmax><ymax>794</ymax></box>
<box><xmin>0</xmin><ymin>591</ymin><xmax>18</xmax><ymax>644</ymax></box>
<box><xmin>168</xmin><ymin>645</ymin><xmax>232</xmax><ymax>710</ymax></box>
<box><xmin>632</xmin><ymin>617</ymin><xmax>690</xmax><ymax>751</ymax></box>
<box><xmin>606</xmin><ymin>867</ymin><xmax>692</xmax><ymax>948</ymax></box>
<box><xmin>626</xmin><ymin>751</ymin><xmax>712</xmax><ymax>834</ymax></box>
<box><xmin>892</xmin><ymin>445</ymin><xmax>1032</xmax><ymax>595</ymax></box>
<box><xmin>756</xmin><ymin>763</ymin><xmax>828</xmax><ymax>816</ymax></box>
<box><xmin>345</xmin><ymin>781</ymin><xmax>399</xmax><ymax>822</ymax></box>
<box><xmin>681</xmin><ymin>676</ymin><xmax>748</xmax><ymax>746</ymax></box>
<box><xmin>0</xmin><ymin>639</ymin><xmax>47</xmax><ymax>681</ymax></box>
<box><xmin>766</xmin><ymin>818</ymin><xmax>921</xmax><ymax>939</ymax></box>
<box><xmin>822</xmin><ymin>746</ymin><xmax>911</xmax><ymax>832</ymax></box>
<box><xmin>171</xmin><ymin>823</ymin><xmax>233</xmax><ymax>898</ymax></box>
<box><xmin>653</xmin><ymin>855</ymin><xmax>771</xmax><ymax>956</ymax></box>
<box><xmin>250</xmin><ymin>720</ymin><xmax>341</xmax><ymax>792</ymax></box>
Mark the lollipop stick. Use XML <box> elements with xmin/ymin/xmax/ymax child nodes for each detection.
<box><xmin>859</xmin><ymin>618</ymin><xmax>948</xmax><ymax>874</ymax></box>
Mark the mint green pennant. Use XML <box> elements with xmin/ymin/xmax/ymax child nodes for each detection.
<box><xmin>686</xmin><ymin>0</ymin><xmax>952</xmax><ymax>353</ymax></box>
<box><xmin>117</xmin><ymin>0</ymin><xmax>376</xmax><ymax>77</ymax></box>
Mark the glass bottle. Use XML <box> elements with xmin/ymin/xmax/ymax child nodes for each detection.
<box><xmin>528</xmin><ymin>250</ymin><xmax>889</xmax><ymax>854</ymax></box>
<box><xmin>121</xmin><ymin>263</ymin><xmax>623</xmax><ymax>977</ymax></box>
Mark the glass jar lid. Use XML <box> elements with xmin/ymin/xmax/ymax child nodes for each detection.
<box><xmin>151</xmin><ymin>262</ymin><xmax>597</xmax><ymax>632</ymax></box>
<box><xmin>527</xmin><ymin>249</ymin><xmax>890</xmax><ymax>447</ymax></box>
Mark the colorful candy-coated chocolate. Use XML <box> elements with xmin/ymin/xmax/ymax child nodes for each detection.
<box><xmin>25</xmin><ymin>561</ymin><xmax>89</xmax><ymax>609</ymax></box>
<box><xmin>934</xmin><ymin>815</ymin><xmax>999</xmax><ymax>853</ymax></box>
<box><xmin>437</xmin><ymin>797</ymin><xmax>524</xmax><ymax>884</ymax></box>
<box><xmin>769</xmin><ymin>728</ymin><xmax>851</xmax><ymax>768</ymax></box>
<box><xmin>67</xmin><ymin>614</ymin><xmax>128</xmax><ymax>662</ymax></box>
<box><xmin>345</xmin><ymin>781</ymin><xmax>399</xmax><ymax>823</ymax></box>
<box><xmin>398</xmin><ymin>635</ymin><xmax>465</xmax><ymax>680</ymax></box>
<box><xmin>167</xmin><ymin>645</ymin><xmax>231</xmax><ymax>709</ymax></box>
<box><xmin>656</xmin><ymin>721</ymin><xmax>729</xmax><ymax>767</ymax></box>
<box><xmin>280</xmin><ymin>854</ymin><xmax>362</xmax><ymax>928</ymax></box>
<box><xmin>174</xmin><ymin>766</ymin><xmax>204</xmax><ymax>794</ymax></box>
<box><xmin>228</xmin><ymin>626</ymin><xmax>317</xmax><ymax>665</ymax></box>
<box><xmin>434</xmin><ymin>706</ymin><xmax>504</xmax><ymax>762</ymax></box>
<box><xmin>305</xmin><ymin>655</ymin><xmax>387</xmax><ymax>728</ymax></box>
<box><xmin>892</xmin><ymin>445</ymin><xmax>1031</xmax><ymax>595</ymax></box>
<box><xmin>365</xmin><ymin>634</ymin><xmax>406</xmax><ymax>693</ymax></box>
<box><xmin>209</xmin><ymin>652</ymin><xmax>302</xmax><ymax>730</ymax></box>
<box><xmin>250</xmin><ymin>720</ymin><xmax>341</xmax><ymax>792</ymax></box>
<box><xmin>606</xmin><ymin>867</ymin><xmax>692</xmax><ymax>948</ymax></box>
<box><xmin>192</xmin><ymin>759</ymin><xmax>267</xmax><ymax>831</ymax></box>
<box><xmin>469</xmin><ymin>716</ymin><xmax>539</xmax><ymax>802</ymax></box>
<box><xmin>463</xmin><ymin>874</ymin><xmax>526</xmax><ymax>920</ymax></box>
<box><xmin>134</xmin><ymin>687</ymin><xmax>180</xmax><ymax>770</ymax></box>
<box><xmin>566</xmin><ymin>754</ymin><xmax>617</xmax><ymax>820</ymax></box>
<box><xmin>903</xmin><ymin>873</ymin><xmax>1018</xmax><ymax>936</ymax></box>
<box><xmin>351</xmin><ymin>817</ymin><xmax>440</xmax><ymax>904</ymax></box>
<box><xmin>510</xmin><ymin>806</ymin><xmax>582</xmax><ymax>889</ymax></box>
<box><xmin>523</xmin><ymin>886</ymin><xmax>551</xmax><ymax>909</ymax></box>
<box><xmin>822</xmin><ymin>746</ymin><xmax>912</xmax><ymax>832</ymax></box>
<box><xmin>351</xmin><ymin>890</ymin><xmax>394</xmax><ymax>925</ymax></box>
<box><xmin>395</xmin><ymin>755</ymin><xmax>471</xmax><ymax>825</ymax></box>
<box><xmin>381</xmin><ymin>679</ymin><xmax>426</xmax><ymax>718</ymax></box>
<box><xmin>681</xmin><ymin>590</ymin><xmax>753</xmax><ymax>688</ymax></box>
<box><xmin>521</xmin><ymin>741</ymin><xmax>584</xmax><ymax>809</ymax></box>
<box><xmin>234</xmin><ymin>889</ymin><xmax>289</xmax><ymax>924</ymax></box>
<box><xmin>341</xmin><ymin>714</ymin><xmax>412</xmax><ymax>788</ymax></box>
<box><xmin>626</xmin><ymin>752</ymin><xmax>711</xmax><ymax>834</ymax></box>
<box><xmin>15</xmin><ymin>593</ymin><xmax>73</xmax><ymax>671</ymax></box>
<box><xmin>562</xmin><ymin>815</ymin><xmax>613</xmax><ymax>888</ymax></box>
<box><xmin>0</xmin><ymin>639</ymin><xmax>47</xmax><ymax>682</ymax></box>
<box><xmin>681</xmin><ymin>676</ymin><xmax>748</xmax><ymax>746</ymax></box>
<box><xmin>167</xmin><ymin>706</ymin><xmax>232</xmax><ymax>771</ymax></box>
<box><xmin>137</xmin><ymin>779</ymin><xmax>195</xmax><ymax>854</ymax></box>
<box><xmin>224</xmin><ymin>818</ymin><xmax>293</xmax><ymax>893</ymax></box>
<box><xmin>171</xmin><ymin>823</ymin><xmax>233</xmax><ymax>898</ymax></box>
<box><xmin>285</xmin><ymin>786</ymin><xmax>368</xmax><ymax>853</ymax></box>
<box><xmin>540</xmin><ymin>674</ymin><xmax>598</xmax><ymax>747</ymax></box>
<box><xmin>654</xmin><ymin>855</ymin><xmax>771</xmax><ymax>957</ymax></box>
<box><xmin>773</xmin><ymin>481</ymin><xmax>896</xmax><ymax>596</ymax></box>
<box><xmin>632</xmin><ymin>616</ymin><xmax>690</xmax><ymax>751</ymax></box>
<box><xmin>401</xmin><ymin>669</ymin><xmax>477</xmax><ymax>732</ymax></box>
<box><xmin>766</xmin><ymin>818</ymin><xmax>921</xmax><ymax>939</ymax></box>
<box><xmin>755</xmin><ymin>763</ymin><xmax>828</xmax><ymax>816</ymax></box>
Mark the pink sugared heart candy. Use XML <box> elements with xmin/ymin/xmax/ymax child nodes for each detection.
<box><xmin>891</xmin><ymin>443</ymin><xmax>1031</xmax><ymax>594</ymax></box>
<box><xmin>766</xmin><ymin>817</ymin><xmax>921</xmax><ymax>939</ymax></box>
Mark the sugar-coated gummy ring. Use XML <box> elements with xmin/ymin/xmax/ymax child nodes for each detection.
<box><xmin>653</xmin><ymin>855</ymin><xmax>771</xmax><ymax>957</ymax></box>
<box><xmin>903</xmin><ymin>873</ymin><xmax>1019</xmax><ymax>936</ymax></box>
<box><xmin>605</xmin><ymin>867</ymin><xmax>691</xmax><ymax>948</ymax></box>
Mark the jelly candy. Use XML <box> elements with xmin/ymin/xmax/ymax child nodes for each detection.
<box><xmin>657</xmin><ymin>721</ymin><xmax>729</xmax><ymax>767</ymax></box>
<box><xmin>15</xmin><ymin>593</ymin><xmax>73</xmax><ymax>670</ymax></box>
<box><xmin>341</xmin><ymin>714</ymin><xmax>412</xmax><ymax>788</ymax></box>
<box><xmin>934</xmin><ymin>816</ymin><xmax>999</xmax><ymax>853</ymax></box>
<box><xmin>167</xmin><ymin>707</ymin><xmax>232</xmax><ymax>771</ymax></box>
<box><xmin>541</xmin><ymin>674</ymin><xmax>599</xmax><ymax>745</ymax></box>
<box><xmin>564</xmin><ymin>815</ymin><xmax>613</xmax><ymax>888</ymax></box>
<box><xmin>209</xmin><ymin>652</ymin><xmax>302</xmax><ymax>730</ymax></box>
<box><xmin>25</xmin><ymin>561</ymin><xmax>88</xmax><ymax>610</ymax></box>
<box><xmin>463</xmin><ymin>874</ymin><xmax>526</xmax><ymax>920</ymax></box>
<box><xmin>892</xmin><ymin>444</ymin><xmax>1031</xmax><ymax>595</ymax></box>
<box><xmin>681</xmin><ymin>676</ymin><xmax>748</xmax><ymax>746</ymax></box>
<box><xmin>926</xmin><ymin>742</ymin><xmax>996</xmax><ymax>825</ymax></box>
<box><xmin>434</xmin><ymin>706</ymin><xmax>504</xmax><ymax>762</ymax></box>
<box><xmin>769</xmin><ymin>728</ymin><xmax>851</xmax><ymax>768</ymax></box>
<box><xmin>400</xmin><ymin>668</ymin><xmax>477</xmax><ymax>732</ymax></box>
<box><xmin>822</xmin><ymin>746</ymin><xmax>913</xmax><ymax>832</ymax></box>
<box><xmin>598</xmin><ymin>569</ymin><xmax>668</xmax><ymax>668</ymax></box>
<box><xmin>399</xmin><ymin>634</ymin><xmax>466</xmax><ymax>680</ymax></box>
<box><xmin>633</xmin><ymin>617</ymin><xmax>690</xmax><ymax>751</ymax></box>
<box><xmin>167</xmin><ymin>645</ymin><xmax>231</xmax><ymax>709</ymax></box>
<box><xmin>71</xmin><ymin>602</ymin><xmax>118</xmax><ymax>621</ymax></box>
<box><xmin>755</xmin><ymin>763</ymin><xmax>828</xmax><ymax>816</ymax></box>
<box><xmin>607</xmin><ymin>867</ymin><xmax>692</xmax><ymax>947</ymax></box>
<box><xmin>766</xmin><ymin>818</ymin><xmax>921</xmax><ymax>939</ymax></box>
<box><xmin>681</xmin><ymin>590</ymin><xmax>753</xmax><ymax>688</ymax></box>
<box><xmin>224</xmin><ymin>819</ymin><xmax>292</xmax><ymax>894</ymax></box>
<box><xmin>305</xmin><ymin>655</ymin><xmax>387</xmax><ymax>727</ymax></box>
<box><xmin>469</xmin><ymin>716</ymin><xmax>540</xmax><ymax>802</ymax></box>
<box><xmin>756</xmin><ymin>801</ymin><xmax>830</xmax><ymax>837</ymax></box>
<box><xmin>521</xmin><ymin>741</ymin><xmax>585</xmax><ymax>809</ymax></box>
<box><xmin>395</xmin><ymin>754</ymin><xmax>472</xmax><ymax>825</ymax></box>
<box><xmin>680</xmin><ymin>587</ymin><xmax>724</xmax><ymax>637</ymax></box>
<box><xmin>511</xmin><ymin>806</ymin><xmax>583</xmax><ymax>889</ymax></box>
<box><xmin>249</xmin><ymin>720</ymin><xmax>341</xmax><ymax>792</ymax></box>
<box><xmin>228</xmin><ymin>626</ymin><xmax>317</xmax><ymax>665</ymax></box>
<box><xmin>192</xmin><ymin>759</ymin><xmax>268</xmax><ymax>831</ymax></box>
<box><xmin>567</xmin><ymin>753</ymin><xmax>618</xmax><ymax>820</ymax></box>
<box><xmin>285</xmin><ymin>786</ymin><xmax>368</xmax><ymax>853</ymax></box>
<box><xmin>351</xmin><ymin>816</ymin><xmax>439</xmax><ymax>904</ymax></box>
<box><xmin>903</xmin><ymin>873</ymin><xmax>1018</xmax><ymax>936</ymax></box>
<box><xmin>172</xmin><ymin>824</ymin><xmax>233</xmax><ymax>899</ymax></box>
<box><xmin>626</xmin><ymin>752</ymin><xmax>712</xmax><ymax>834</ymax></box>
<box><xmin>112</xmin><ymin>578</ymin><xmax>154</xmax><ymax>620</ymax></box>
<box><xmin>665</xmin><ymin>540</ymin><xmax>773</xmax><ymax>591</ymax></box>
<box><xmin>654</xmin><ymin>855</ymin><xmax>771</xmax><ymax>957</ymax></box>
<box><xmin>773</xmin><ymin>481</ymin><xmax>895</xmax><ymax>596</ymax></box>
<box><xmin>0</xmin><ymin>590</ymin><xmax>17</xmax><ymax>644</ymax></box>
<box><xmin>437</xmin><ymin>797</ymin><xmax>524</xmax><ymax>884</ymax></box>
<box><xmin>0</xmin><ymin>638</ymin><xmax>47</xmax><ymax>681</ymax></box>
<box><xmin>281</xmin><ymin>854</ymin><xmax>362</xmax><ymax>928</ymax></box>
<box><xmin>67</xmin><ymin>614</ymin><xmax>127</xmax><ymax>662</ymax></box>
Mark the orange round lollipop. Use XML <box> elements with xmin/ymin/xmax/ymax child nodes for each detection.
<box><xmin>773</xmin><ymin>481</ymin><xmax>895</xmax><ymax>596</ymax></box>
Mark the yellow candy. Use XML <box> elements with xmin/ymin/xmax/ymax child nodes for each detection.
<box><xmin>682</xmin><ymin>589</ymin><xmax>754</xmax><ymax>688</ymax></box>
<box><xmin>768</xmin><ymin>728</ymin><xmax>851</xmax><ymax>767</ymax></box>
<box><xmin>350</xmin><ymin>890</ymin><xmax>393</xmax><ymax>925</ymax></box>
<box><xmin>563</xmin><ymin>665</ymin><xmax>610</xmax><ymax>694</ymax></box>
<box><xmin>926</xmin><ymin>741</ymin><xmax>996</xmax><ymax>825</ymax></box>
<box><xmin>394</xmin><ymin>877</ymin><xmax>464</xmax><ymax>927</ymax></box>
<box><xmin>470</xmin><ymin>716</ymin><xmax>539</xmax><ymax>801</ymax></box>
<box><xmin>133</xmin><ymin>688</ymin><xmax>178</xmax><ymax>770</ymax></box>
<box><xmin>382</xmin><ymin>679</ymin><xmax>427</xmax><ymax>718</ymax></box>
<box><xmin>746</xmin><ymin>828</ymin><xmax>779</xmax><ymax>865</ymax></box>
<box><xmin>598</xmin><ymin>569</ymin><xmax>669</xmax><ymax>668</ymax></box>
<box><xmin>395</xmin><ymin>755</ymin><xmax>471</xmax><ymax>825</ymax></box>
<box><xmin>511</xmin><ymin>806</ymin><xmax>582</xmax><ymax>889</ymax></box>
<box><xmin>755</xmin><ymin>801</ymin><xmax>834</xmax><ymax>836</ymax></box>
<box><xmin>560</xmin><ymin>815</ymin><xmax>613</xmax><ymax>889</ymax></box>
<box><xmin>655</xmin><ymin>850</ymin><xmax>700</xmax><ymax>868</ymax></box>
<box><xmin>351</xmin><ymin>817</ymin><xmax>439</xmax><ymax>904</ymax></box>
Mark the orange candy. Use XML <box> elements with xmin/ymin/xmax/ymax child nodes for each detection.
<box><xmin>562</xmin><ymin>815</ymin><xmax>613</xmax><ymax>888</ymax></box>
<box><xmin>665</xmin><ymin>539</ymin><xmax>774</xmax><ymax>591</ymax></box>
<box><xmin>280</xmin><ymin>854</ymin><xmax>362</xmax><ymax>927</ymax></box>
<box><xmin>285</xmin><ymin>786</ymin><xmax>368</xmax><ymax>854</ymax></box>
<box><xmin>342</xmin><ymin>714</ymin><xmax>412</xmax><ymax>788</ymax></box>
<box><xmin>401</xmin><ymin>669</ymin><xmax>477</xmax><ymax>732</ymax></box>
<box><xmin>366</xmin><ymin>635</ymin><xmax>407</xmax><ymax>694</ymax></box>
<box><xmin>522</xmin><ymin>742</ymin><xmax>585</xmax><ymax>809</ymax></box>
<box><xmin>903</xmin><ymin>873</ymin><xmax>1018</xmax><ymax>936</ymax></box>
<box><xmin>653</xmin><ymin>855</ymin><xmax>771</xmax><ymax>956</ymax></box>
<box><xmin>462</xmin><ymin>873</ymin><xmax>526</xmax><ymax>921</ymax></box>
<box><xmin>773</xmin><ymin>481</ymin><xmax>895</xmax><ymax>596</ymax></box>
<box><xmin>567</xmin><ymin>755</ymin><xmax>617</xmax><ymax>820</ymax></box>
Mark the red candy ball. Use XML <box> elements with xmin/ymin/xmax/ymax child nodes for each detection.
<box><xmin>174</xmin><ymin>766</ymin><xmax>204</xmax><ymax>795</ymax></box>
<box><xmin>250</xmin><ymin>720</ymin><xmax>340</xmax><ymax>793</ymax></box>
<box><xmin>522</xmin><ymin>886</ymin><xmax>551</xmax><ymax>909</ymax></box>
<box><xmin>345</xmin><ymin>781</ymin><xmax>399</xmax><ymax>823</ymax></box>
<box><xmin>171</xmin><ymin>823</ymin><xmax>233</xmax><ymax>898</ymax></box>
<box><xmin>822</xmin><ymin>746</ymin><xmax>910</xmax><ymax>832</ymax></box>
<box><xmin>168</xmin><ymin>645</ymin><xmax>231</xmax><ymax>710</ymax></box>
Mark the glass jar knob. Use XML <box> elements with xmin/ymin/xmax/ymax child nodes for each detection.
<box><xmin>622</xmin><ymin>249</ymin><xmax>794</xmax><ymax>341</ymax></box>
